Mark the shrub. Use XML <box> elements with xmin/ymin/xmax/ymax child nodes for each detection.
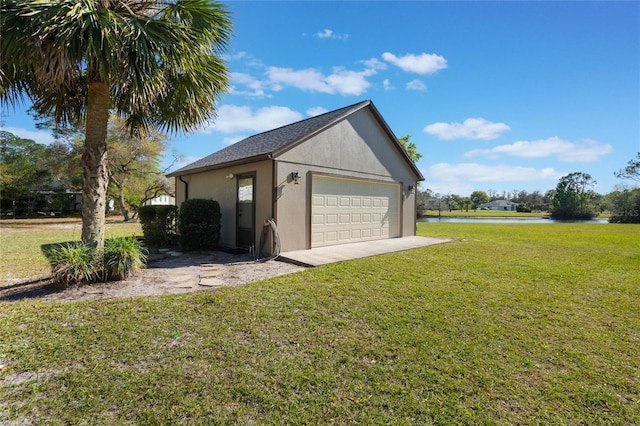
<box><xmin>178</xmin><ymin>198</ymin><xmax>221</xmax><ymax>251</ymax></box>
<box><xmin>138</xmin><ymin>205</ymin><xmax>178</xmax><ymax>246</ymax></box>
<box><xmin>103</xmin><ymin>236</ymin><xmax>148</xmax><ymax>280</ymax></box>
<box><xmin>516</xmin><ymin>203</ymin><xmax>532</xmax><ymax>213</ymax></box>
<box><xmin>45</xmin><ymin>243</ymin><xmax>100</xmax><ymax>286</ymax></box>
<box><xmin>45</xmin><ymin>237</ymin><xmax>148</xmax><ymax>287</ymax></box>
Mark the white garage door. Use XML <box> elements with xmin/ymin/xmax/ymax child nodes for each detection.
<box><xmin>311</xmin><ymin>176</ymin><xmax>401</xmax><ymax>248</ymax></box>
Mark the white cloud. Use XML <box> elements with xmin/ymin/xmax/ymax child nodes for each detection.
<box><xmin>227</xmin><ymin>53</ymin><xmax>380</xmax><ymax>98</ymax></box>
<box><xmin>317</xmin><ymin>29</ymin><xmax>333</xmax><ymax>38</ymax></box>
<box><xmin>363</xmin><ymin>57</ymin><xmax>388</xmax><ymax>70</ymax></box>
<box><xmin>0</xmin><ymin>127</ymin><xmax>56</xmax><ymax>145</ymax></box>
<box><xmin>229</xmin><ymin>72</ymin><xmax>268</xmax><ymax>97</ymax></box>
<box><xmin>464</xmin><ymin>137</ymin><xmax>613</xmax><ymax>162</ymax></box>
<box><xmin>224</xmin><ymin>51</ymin><xmax>248</xmax><ymax>61</ymax></box>
<box><xmin>427</xmin><ymin>163</ymin><xmax>564</xmax><ymax>182</ymax></box>
<box><xmin>424</xmin><ymin>118</ymin><xmax>511</xmax><ymax>140</ymax></box>
<box><xmin>315</xmin><ymin>28</ymin><xmax>349</xmax><ymax>40</ymax></box>
<box><xmin>383</xmin><ymin>79</ymin><xmax>393</xmax><ymax>91</ymax></box>
<box><xmin>307</xmin><ymin>106</ymin><xmax>328</xmax><ymax>117</ymax></box>
<box><xmin>382</xmin><ymin>52</ymin><xmax>447</xmax><ymax>74</ymax></box>
<box><xmin>267</xmin><ymin>66</ymin><xmax>374</xmax><ymax>96</ymax></box>
<box><xmin>202</xmin><ymin>104</ymin><xmax>303</xmax><ymax>134</ymax></box>
<box><xmin>267</xmin><ymin>67</ymin><xmax>333</xmax><ymax>94</ymax></box>
<box><xmin>406</xmin><ymin>79</ymin><xmax>426</xmax><ymax>91</ymax></box>
<box><xmin>423</xmin><ymin>163</ymin><xmax>565</xmax><ymax>195</ymax></box>
<box><xmin>326</xmin><ymin>68</ymin><xmax>374</xmax><ymax>96</ymax></box>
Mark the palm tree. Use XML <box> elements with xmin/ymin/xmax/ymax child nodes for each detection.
<box><xmin>1</xmin><ymin>0</ymin><xmax>231</xmax><ymax>248</ymax></box>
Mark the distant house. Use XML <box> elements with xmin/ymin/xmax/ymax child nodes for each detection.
<box><xmin>143</xmin><ymin>195</ymin><xmax>175</xmax><ymax>206</ymax></box>
<box><xmin>479</xmin><ymin>200</ymin><xmax>518</xmax><ymax>211</ymax></box>
<box><xmin>167</xmin><ymin>100</ymin><xmax>423</xmax><ymax>254</ymax></box>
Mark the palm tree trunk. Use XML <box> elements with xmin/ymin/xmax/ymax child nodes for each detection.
<box><xmin>81</xmin><ymin>81</ymin><xmax>111</xmax><ymax>248</ymax></box>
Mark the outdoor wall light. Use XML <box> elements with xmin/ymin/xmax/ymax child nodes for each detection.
<box><xmin>225</xmin><ymin>173</ymin><xmax>234</xmax><ymax>179</ymax></box>
<box><xmin>291</xmin><ymin>171</ymin><xmax>301</xmax><ymax>185</ymax></box>
<box><xmin>408</xmin><ymin>185</ymin><xmax>415</xmax><ymax>193</ymax></box>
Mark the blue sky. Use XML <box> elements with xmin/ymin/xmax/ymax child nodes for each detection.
<box><xmin>2</xmin><ymin>1</ymin><xmax>639</xmax><ymax>196</ymax></box>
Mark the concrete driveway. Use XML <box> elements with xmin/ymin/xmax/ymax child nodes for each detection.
<box><xmin>278</xmin><ymin>236</ymin><xmax>452</xmax><ymax>267</ymax></box>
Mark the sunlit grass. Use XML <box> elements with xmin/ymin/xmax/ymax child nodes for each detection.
<box><xmin>0</xmin><ymin>223</ymin><xmax>638</xmax><ymax>424</ymax></box>
<box><xmin>0</xmin><ymin>218</ymin><xmax>142</xmax><ymax>281</ymax></box>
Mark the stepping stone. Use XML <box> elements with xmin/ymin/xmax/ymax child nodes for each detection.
<box><xmin>174</xmin><ymin>282</ymin><xmax>194</xmax><ymax>288</ymax></box>
<box><xmin>168</xmin><ymin>274</ymin><xmax>193</xmax><ymax>283</ymax></box>
<box><xmin>167</xmin><ymin>251</ymin><xmax>183</xmax><ymax>257</ymax></box>
<box><xmin>199</xmin><ymin>277</ymin><xmax>225</xmax><ymax>287</ymax></box>
<box><xmin>200</xmin><ymin>264</ymin><xmax>222</xmax><ymax>270</ymax></box>
<box><xmin>199</xmin><ymin>270</ymin><xmax>221</xmax><ymax>278</ymax></box>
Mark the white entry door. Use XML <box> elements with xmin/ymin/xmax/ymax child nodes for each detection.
<box><xmin>311</xmin><ymin>176</ymin><xmax>401</xmax><ymax>248</ymax></box>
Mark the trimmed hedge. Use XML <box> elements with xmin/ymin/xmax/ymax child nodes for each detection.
<box><xmin>178</xmin><ymin>198</ymin><xmax>221</xmax><ymax>251</ymax></box>
<box><xmin>139</xmin><ymin>205</ymin><xmax>178</xmax><ymax>246</ymax></box>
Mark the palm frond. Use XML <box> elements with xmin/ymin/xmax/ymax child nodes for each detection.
<box><xmin>1</xmin><ymin>0</ymin><xmax>232</xmax><ymax>132</ymax></box>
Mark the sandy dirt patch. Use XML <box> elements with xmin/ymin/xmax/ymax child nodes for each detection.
<box><xmin>0</xmin><ymin>251</ymin><xmax>306</xmax><ymax>303</ymax></box>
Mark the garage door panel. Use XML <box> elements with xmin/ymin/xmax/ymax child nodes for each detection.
<box><xmin>312</xmin><ymin>176</ymin><xmax>400</xmax><ymax>248</ymax></box>
<box><xmin>312</xmin><ymin>233</ymin><xmax>324</xmax><ymax>244</ymax></box>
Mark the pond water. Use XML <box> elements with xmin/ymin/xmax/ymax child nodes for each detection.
<box><xmin>418</xmin><ymin>217</ymin><xmax>609</xmax><ymax>224</ymax></box>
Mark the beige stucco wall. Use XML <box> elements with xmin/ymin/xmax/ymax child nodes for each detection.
<box><xmin>275</xmin><ymin>108</ymin><xmax>419</xmax><ymax>252</ymax></box>
<box><xmin>174</xmin><ymin>160</ymin><xmax>273</xmax><ymax>249</ymax></box>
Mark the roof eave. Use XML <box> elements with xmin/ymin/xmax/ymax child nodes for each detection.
<box><xmin>167</xmin><ymin>153</ymin><xmax>272</xmax><ymax>178</ymax></box>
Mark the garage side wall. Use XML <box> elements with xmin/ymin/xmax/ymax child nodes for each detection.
<box><xmin>275</xmin><ymin>108</ymin><xmax>419</xmax><ymax>252</ymax></box>
<box><xmin>173</xmin><ymin>160</ymin><xmax>273</xmax><ymax>249</ymax></box>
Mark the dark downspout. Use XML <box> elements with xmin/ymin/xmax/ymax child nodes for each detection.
<box><xmin>179</xmin><ymin>175</ymin><xmax>189</xmax><ymax>200</ymax></box>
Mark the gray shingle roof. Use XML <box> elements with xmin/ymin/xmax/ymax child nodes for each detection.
<box><xmin>168</xmin><ymin>100</ymin><xmax>371</xmax><ymax>176</ymax></box>
<box><xmin>168</xmin><ymin>99</ymin><xmax>423</xmax><ymax>180</ymax></box>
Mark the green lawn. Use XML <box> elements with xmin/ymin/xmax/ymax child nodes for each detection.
<box><xmin>0</xmin><ymin>218</ymin><xmax>142</xmax><ymax>281</ymax></box>
<box><xmin>1</xmin><ymin>223</ymin><xmax>638</xmax><ymax>424</ymax></box>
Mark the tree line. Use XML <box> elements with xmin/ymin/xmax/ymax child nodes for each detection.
<box><xmin>415</xmin><ymin>153</ymin><xmax>640</xmax><ymax>223</ymax></box>
<box><xmin>0</xmin><ymin>117</ymin><xmax>175</xmax><ymax>221</ymax></box>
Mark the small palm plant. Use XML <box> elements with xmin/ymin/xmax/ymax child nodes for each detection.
<box><xmin>103</xmin><ymin>237</ymin><xmax>148</xmax><ymax>281</ymax></box>
<box><xmin>45</xmin><ymin>237</ymin><xmax>147</xmax><ymax>286</ymax></box>
<box><xmin>46</xmin><ymin>243</ymin><xmax>101</xmax><ymax>286</ymax></box>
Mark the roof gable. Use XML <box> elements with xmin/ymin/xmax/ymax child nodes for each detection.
<box><xmin>168</xmin><ymin>100</ymin><xmax>423</xmax><ymax>180</ymax></box>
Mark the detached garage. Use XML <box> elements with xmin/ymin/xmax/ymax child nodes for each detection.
<box><xmin>168</xmin><ymin>100</ymin><xmax>424</xmax><ymax>255</ymax></box>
